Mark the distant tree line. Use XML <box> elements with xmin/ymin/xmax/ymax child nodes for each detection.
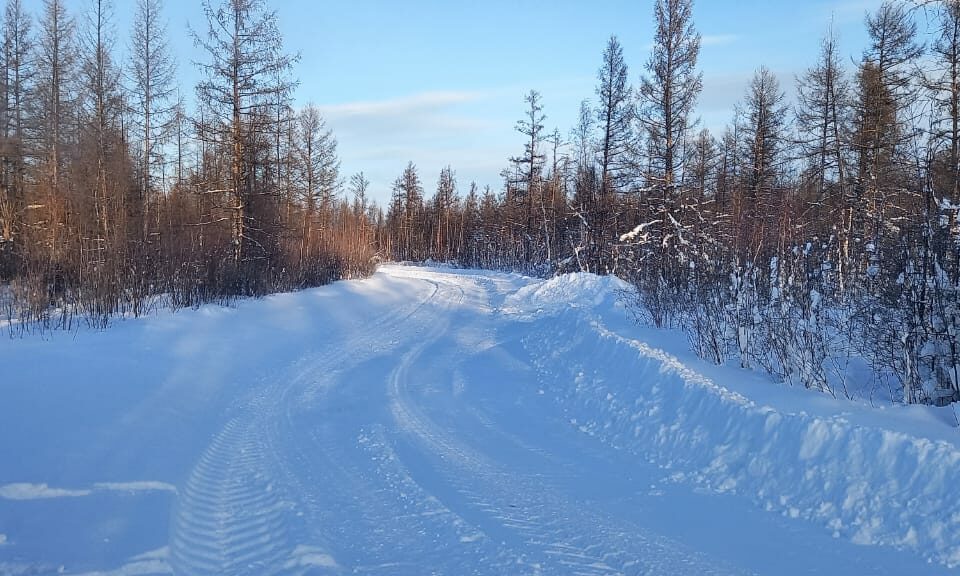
<box><xmin>0</xmin><ymin>0</ymin><xmax>375</xmax><ymax>331</ymax></box>
<box><xmin>376</xmin><ymin>0</ymin><xmax>960</xmax><ymax>406</ymax></box>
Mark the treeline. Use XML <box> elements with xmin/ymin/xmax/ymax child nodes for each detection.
<box><xmin>377</xmin><ymin>0</ymin><xmax>960</xmax><ymax>406</ymax></box>
<box><xmin>0</xmin><ymin>0</ymin><xmax>375</xmax><ymax>331</ymax></box>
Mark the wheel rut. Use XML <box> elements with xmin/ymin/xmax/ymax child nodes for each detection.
<box><xmin>384</xmin><ymin>273</ymin><xmax>746</xmax><ymax>575</ymax></box>
<box><xmin>170</xmin><ymin>416</ymin><xmax>291</xmax><ymax>576</ymax></box>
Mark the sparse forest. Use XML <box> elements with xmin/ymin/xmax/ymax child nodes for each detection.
<box><xmin>1</xmin><ymin>0</ymin><xmax>958</xmax><ymax>406</ymax></box>
<box><xmin>0</xmin><ymin>0</ymin><xmax>376</xmax><ymax>333</ymax></box>
<box><xmin>378</xmin><ymin>0</ymin><xmax>960</xmax><ymax>407</ymax></box>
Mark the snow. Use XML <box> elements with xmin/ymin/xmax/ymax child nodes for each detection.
<box><xmin>513</xmin><ymin>272</ymin><xmax>960</xmax><ymax>564</ymax></box>
<box><xmin>0</xmin><ymin>483</ymin><xmax>93</xmax><ymax>500</ymax></box>
<box><xmin>91</xmin><ymin>482</ymin><xmax>177</xmax><ymax>494</ymax></box>
<box><xmin>285</xmin><ymin>546</ymin><xmax>339</xmax><ymax>569</ymax></box>
<box><xmin>0</xmin><ymin>264</ymin><xmax>956</xmax><ymax>574</ymax></box>
<box><xmin>0</xmin><ymin>482</ymin><xmax>176</xmax><ymax>502</ymax></box>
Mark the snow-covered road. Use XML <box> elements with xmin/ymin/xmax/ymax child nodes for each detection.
<box><xmin>169</xmin><ymin>268</ymin><xmax>733</xmax><ymax>575</ymax></box>
<box><xmin>0</xmin><ymin>265</ymin><xmax>956</xmax><ymax>575</ymax></box>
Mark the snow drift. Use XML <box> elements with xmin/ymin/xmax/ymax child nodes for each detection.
<box><xmin>505</xmin><ymin>272</ymin><xmax>960</xmax><ymax>568</ymax></box>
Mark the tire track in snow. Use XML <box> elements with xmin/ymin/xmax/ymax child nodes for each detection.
<box><xmin>169</xmin><ymin>269</ymin><xmax>504</xmax><ymax>574</ymax></box>
<box><xmin>169</xmin><ymin>273</ymin><xmax>440</xmax><ymax>575</ymax></box>
<box><xmin>170</xmin><ymin>415</ymin><xmax>291</xmax><ymax>575</ymax></box>
<box><xmin>266</xmin><ymin>273</ymin><xmax>513</xmax><ymax>572</ymax></box>
<box><xmin>386</xmin><ymin>272</ymin><xmax>746</xmax><ymax>575</ymax></box>
<box><xmin>262</xmin><ymin>277</ymin><xmax>445</xmax><ymax>541</ymax></box>
<box><xmin>386</xmin><ymin>277</ymin><xmax>624</xmax><ymax>574</ymax></box>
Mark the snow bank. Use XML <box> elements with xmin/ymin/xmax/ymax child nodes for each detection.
<box><xmin>508</xmin><ymin>272</ymin><xmax>960</xmax><ymax>568</ymax></box>
<box><xmin>503</xmin><ymin>272</ymin><xmax>631</xmax><ymax>319</ymax></box>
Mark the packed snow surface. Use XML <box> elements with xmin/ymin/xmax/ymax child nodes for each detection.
<box><xmin>1</xmin><ymin>264</ymin><xmax>957</xmax><ymax>575</ymax></box>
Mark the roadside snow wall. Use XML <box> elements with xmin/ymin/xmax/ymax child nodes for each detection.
<box><xmin>504</xmin><ymin>273</ymin><xmax>960</xmax><ymax>568</ymax></box>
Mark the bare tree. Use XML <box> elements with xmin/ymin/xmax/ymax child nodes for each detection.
<box><xmin>590</xmin><ymin>36</ymin><xmax>632</xmax><ymax>271</ymax></box>
<box><xmin>507</xmin><ymin>89</ymin><xmax>546</xmax><ymax>263</ymax></box>
<box><xmin>128</xmin><ymin>0</ymin><xmax>176</xmax><ymax>240</ymax></box>
<box><xmin>596</xmin><ymin>35</ymin><xmax>632</xmax><ymax>193</ymax></box>
<box><xmin>853</xmin><ymin>0</ymin><xmax>922</xmax><ymax>248</ymax></box>
<box><xmin>79</xmin><ymin>0</ymin><xmax>126</xmax><ymax>253</ymax></box>
<box><xmin>509</xmin><ymin>90</ymin><xmax>546</xmax><ymax>196</ymax></box>
<box><xmin>741</xmin><ymin>66</ymin><xmax>789</xmax><ymax>257</ymax></box>
<box><xmin>624</xmin><ymin>0</ymin><xmax>703</xmax><ymax>323</ymax></box>
<box><xmin>795</xmin><ymin>28</ymin><xmax>852</xmax><ymax>206</ymax></box>
<box><xmin>928</xmin><ymin>0</ymin><xmax>960</xmax><ymax>203</ymax></box>
<box><xmin>569</xmin><ymin>100</ymin><xmax>598</xmax><ymax>270</ymax></box>
<box><xmin>432</xmin><ymin>165</ymin><xmax>458</xmax><ymax>261</ymax></box>
<box><xmin>348</xmin><ymin>170</ymin><xmax>370</xmax><ymax>263</ymax></box>
<box><xmin>795</xmin><ymin>26</ymin><xmax>855</xmax><ymax>294</ymax></box>
<box><xmin>32</xmin><ymin>0</ymin><xmax>77</xmax><ymax>278</ymax></box>
<box><xmin>637</xmin><ymin>0</ymin><xmax>702</xmax><ymax>190</ymax></box>
<box><xmin>0</xmin><ymin>0</ymin><xmax>32</xmax><ymax>273</ymax></box>
<box><xmin>387</xmin><ymin>162</ymin><xmax>424</xmax><ymax>262</ymax></box>
<box><xmin>293</xmin><ymin>103</ymin><xmax>338</xmax><ymax>272</ymax></box>
<box><xmin>193</xmin><ymin>0</ymin><xmax>298</xmax><ymax>266</ymax></box>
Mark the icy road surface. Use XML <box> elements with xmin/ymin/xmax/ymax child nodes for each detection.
<box><xmin>0</xmin><ymin>265</ymin><xmax>956</xmax><ymax>575</ymax></box>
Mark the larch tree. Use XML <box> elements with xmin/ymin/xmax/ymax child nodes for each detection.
<box><xmin>128</xmin><ymin>0</ymin><xmax>177</xmax><ymax>242</ymax></box>
<box><xmin>570</xmin><ymin>99</ymin><xmax>599</xmax><ymax>271</ymax></box>
<box><xmin>460</xmin><ymin>181</ymin><xmax>480</xmax><ymax>266</ymax></box>
<box><xmin>740</xmin><ymin>66</ymin><xmax>789</xmax><ymax>258</ymax></box>
<box><xmin>78</xmin><ymin>0</ymin><xmax>127</xmax><ymax>267</ymax></box>
<box><xmin>591</xmin><ymin>35</ymin><xmax>631</xmax><ymax>271</ymax></box>
<box><xmin>795</xmin><ymin>28</ymin><xmax>852</xmax><ymax>225</ymax></box>
<box><xmin>512</xmin><ymin>90</ymin><xmax>546</xmax><ymax>195</ymax></box>
<box><xmin>794</xmin><ymin>26</ymin><xmax>855</xmax><ymax>295</ymax></box>
<box><xmin>33</xmin><ymin>0</ymin><xmax>78</xmax><ymax>275</ymax></box>
<box><xmin>637</xmin><ymin>0</ymin><xmax>702</xmax><ymax>191</ymax></box>
<box><xmin>349</xmin><ymin>170</ymin><xmax>369</xmax><ymax>221</ymax></box>
<box><xmin>853</xmin><ymin>0</ymin><xmax>922</xmax><ymax>252</ymax></box>
<box><xmin>348</xmin><ymin>170</ymin><xmax>370</xmax><ymax>264</ymax></box>
<box><xmin>919</xmin><ymin>0</ymin><xmax>960</xmax><ymax>406</ymax></box>
<box><xmin>507</xmin><ymin>89</ymin><xmax>546</xmax><ymax>263</ymax></box>
<box><xmin>432</xmin><ymin>165</ymin><xmax>457</xmax><ymax>261</ymax></box>
<box><xmin>0</xmin><ymin>0</ymin><xmax>32</xmax><ymax>276</ymax></box>
<box><xmin>596</xmin><ymin>35</ymin><xmax>632</xmax><ymax>194</ymax></box>
<box><xmin>928</xmin><ymin>0</ymin><xmax>960</xmax><ymax>203</ymax></box>
<box><xmin>684</xmin><ymin>128</ymin><xmax>717</xmax><ymax>202</ymax></box>
<box><xmin>388</xmin><ymin>161</ymin><xmax>424</xmax><ymax>261</ymax></box>
<box><xmin>849</xmin><ymin>4</ymin><xmax>922</xmax><ymax>401</ymax></box>
<box><xmin>193</xmin><ymin>0</ymin><xmax>297</xmax><ymax>266</ymax></box>
<box><xmin>293</xmin><ymin>103</ymin><xmax>338</xmax><ymax>275</ymax></box>
<box><xmin>629</xmin><ymin>0</ymin><xmax>702</xmax><ymax>323</ymax></box>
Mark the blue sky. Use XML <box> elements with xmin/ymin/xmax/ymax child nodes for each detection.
<box><xmin>38</xmin><ymin>0</ymin><xmax>889</xmax><ymax>203</ymax></box>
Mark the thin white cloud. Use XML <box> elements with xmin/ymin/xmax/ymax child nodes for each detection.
<box><xmin>318</xmin><ymin>91</ymin><xmax>484</xmax><ymax>119</ymax></box>
<box><xmin>316</xmin><ymin>90</ymin><xmax>507</xmax><ymax>201</ymax></box>
<box><xmin>317</xmin><ymin>90</ymin><xmax>492</xmax><ymax>145</ymax></box>
<box><xmin>828</xmin><ymin>0</ymin><xmax>886</xmax><ymax>22</ymax></box>
<box><xmin>702</xmin><ymin>34</ymin><xmax>739</xmax><ymax>47</ymax></box>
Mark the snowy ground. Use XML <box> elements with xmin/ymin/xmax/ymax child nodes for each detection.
<box><xmin>0</xmin><ymin>264</ymin><xmax>957</xmax><ymax>575</ymax></box>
